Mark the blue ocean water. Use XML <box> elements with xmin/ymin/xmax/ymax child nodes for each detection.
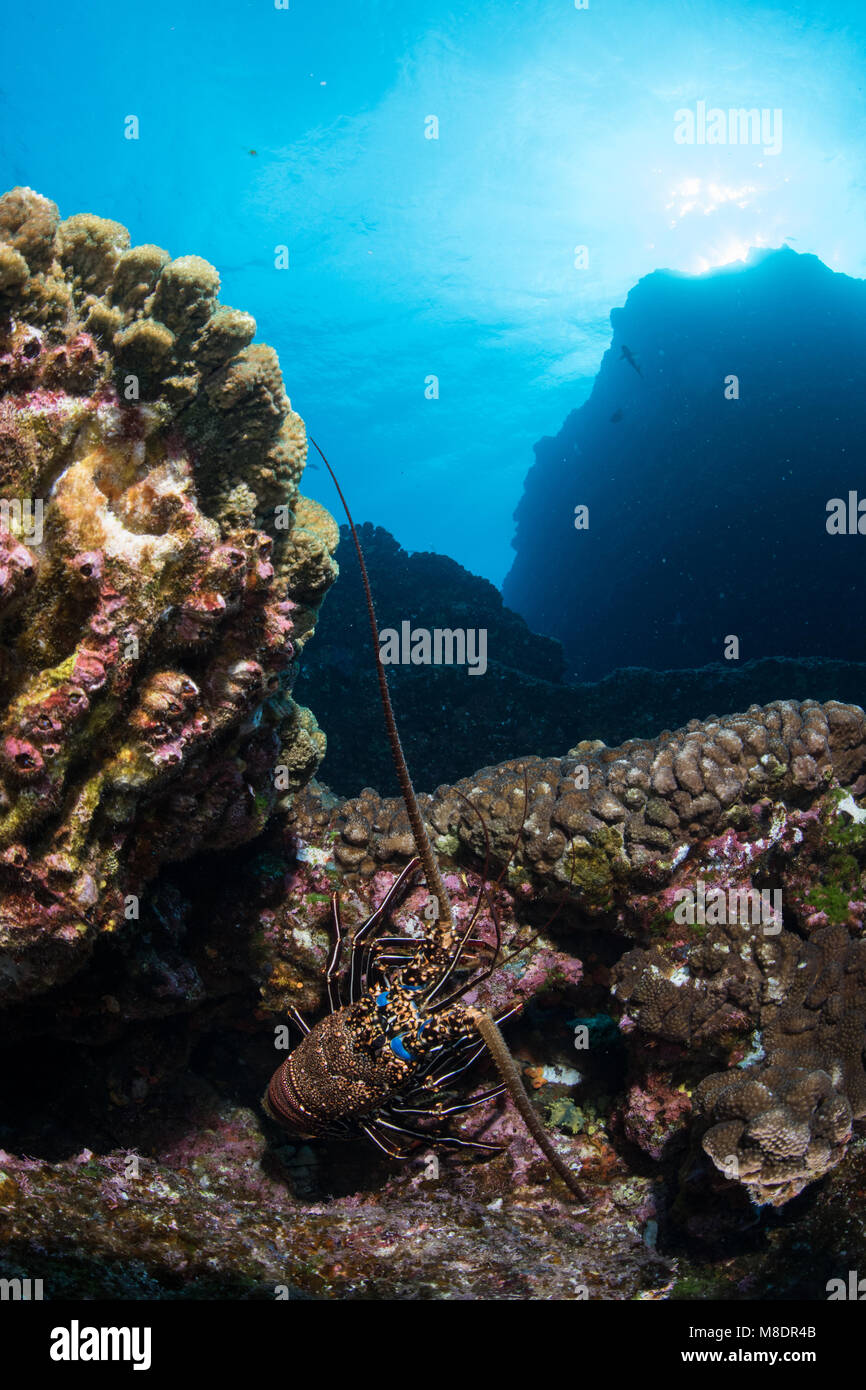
<box><xmin>3</xmin><ymin>0</ymin><xmax>866</xmax><ymax>594</ymax></box>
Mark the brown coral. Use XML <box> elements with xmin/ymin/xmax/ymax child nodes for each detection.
<box><xmin>0</xmin><ymin>186</ymin><xmax>338</xmax><ymax>1001</ymax></box>
<box><xmin>302</xmin><ymin>698</ymin><xmax>865</xmax><ymax>894</ymax></box>
<box><xmin>691</xmin><ymin>923</ymin><xmax>866</xmax><ymax>1205</ymax></box>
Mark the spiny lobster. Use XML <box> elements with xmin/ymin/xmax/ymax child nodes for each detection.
<box><xmin>262</xmin><ymin>440</ymin><xmax>585</xmax><ymax>1200</ymax></box>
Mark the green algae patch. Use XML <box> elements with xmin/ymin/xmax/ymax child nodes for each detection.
<box><xmin>804</xmin><ymin>793</ymin><xmax>866</xmax><ymax>921</ymax></box>
<box><xmin>823</xmin><ymin>788</ymin><xmax>866</xmax><ymax>852</ymax></box>
<box><xmin>545</xmin><ymin>1098</ymin><xmax>586</xmax><ymax>1135</ymax></box>
<box><xmin>567</xmin><ymin>825</ymin><xmax>630</xmax><ymax>912</ymax></box>
<box><xmin>723</xmin><ymin>802</ymin><xmax>755</xmax><ymax>832</ymax></box>
<box><xmin>434</xmin><ymin>832</ymin><xmax>459</xmax><ymax>858</ymax></box>
<box><xmin>805</xmin><ymin>850</ymin><xmax>864</xmax><ymax>923</ymax></box>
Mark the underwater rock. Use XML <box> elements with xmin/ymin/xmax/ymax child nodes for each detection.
<box><xmin>295</xmin><ymin>521</ymin><xmax>568</xmax><ymax>797</ymax></box>
<box><xmin>0</xmin><ymin>1082</ymin><xmax>673</xmax><ymax>1299</ymax></box>
<box><xmin>620</xmin><ymin>1071</ymin><xmax>693</xmax><ymax>1162</ymax></box>
<box><xmin>0</xmin><ymin>187</ymin><xmax>338</xmax><ymax>1004</ymax></box>
<box><xmin>503</xmin><ymin>247</ymin><xmax>866</xmax><ymax>679</ymax></box>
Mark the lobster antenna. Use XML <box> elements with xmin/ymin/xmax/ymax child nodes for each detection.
<box><xmin>309</xmin><ymin>437</ymin><xmax>455</xmax><ymax>933</ymax></box>
<box><xmin>309</xmin><ymin>439</ymin><xmax>583</xmax><ymax>1201</ymax></box>
<box><xmin>471</xmin><ymin>1009</ymin><xmax>586</xmax><ymax>1201</ymax></box>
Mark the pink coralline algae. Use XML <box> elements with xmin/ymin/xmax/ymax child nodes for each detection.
<box><xmin>0</xmin><ymin>186</ymin><xmax>339</xmax><ymax>1002</ymax></box>
<box><xmin>621</xmin><ymin>1073</ymin><xmax>693</xmax><ymax>1162</ymax></box>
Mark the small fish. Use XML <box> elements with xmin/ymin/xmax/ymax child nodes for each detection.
<box><xmin>619</xmin><ymin>344</ymin><xmax>642</xmax><ymax>377</ymax></box>
<box><xmin>610</xmin><ymin>408</ymin><xmax>623</xmax><ymax>423</ymax></box>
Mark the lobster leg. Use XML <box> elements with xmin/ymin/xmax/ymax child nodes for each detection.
<box><xmin>350</xmin><ymin>858</ymin><xmax>420</xmax><ymax>1001</ymax></box>
<box><xmin>391</xmin><ymin>1083</ymin><xmax>506</xmax><ymax>1118</ymax></box>
<box><xmin>368</xmin><ymin>953</ymin><xmax>418</xmax><ymax>972</ymax></box>
<box><xmin>366</xmin><ymin>937</ymin><xmax>488</xmax><ymax>984</ymax></box>
<box><xmin>420</xmin><ymin>1041</ymin><xmax>488</xmax><ymax>1089</ymax></box>
<box><xmin>326</xmin><ymin>895</ymin><xmax>345</xmax><ymax>1013</ymax></box>
<box><xmin>376</xmin><ymin>1118</ymin><xmax>503</xmax><ymax>1153</ymax></box>
<box><xmin>361</xmin><ymin>1121</ymin><xmax>411</xmax><ymax>1160</ymax></box>
<box><xmin>411</xmin><ymin>1005</ymin><xmax>521</xmax><ymax>1090</ymax></box>
<box><xmin>425</xmin><ymin>885</ymin><xmax>504</xmax><ymax>1013</ymax></box>
<box><xmin>424</xmin><ymin>771</ymin><xmax>530</xmax><ymax>1007</ymax></box>
<box><xmin>368</xmin><ymin>934</ymin><xmax>487</xmax><ymax>953</ymax></box>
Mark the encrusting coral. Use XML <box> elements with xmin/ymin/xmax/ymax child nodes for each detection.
<box><xmin>0</xmin><ymin>186</ymin><xmax>338</xmax><ymax>1003</ymax></box>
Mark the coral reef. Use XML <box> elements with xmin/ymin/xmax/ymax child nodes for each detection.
<box><xmin>285</xmin><ymin>698</ymin><xmax>866</xmax><ymax>1208</ymax></box>
<box><xmin>689</xmin><ymin>917</ymin><xmax>865</xmax><ymax>1206</ymax></box>
<box><xmin>2</xmin><ymin>687</ymin><xmax>866</xmax><ymax>1294</ymax></box>
<box><xmin>311</xmin><ymin>697</ymin><xmax>863</xmax><ymax>887</ymax></box>
<box><xmin>0</xmin><ymin>187</ymin><xmax>338</xmax><ymax>1003</ymax></box>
